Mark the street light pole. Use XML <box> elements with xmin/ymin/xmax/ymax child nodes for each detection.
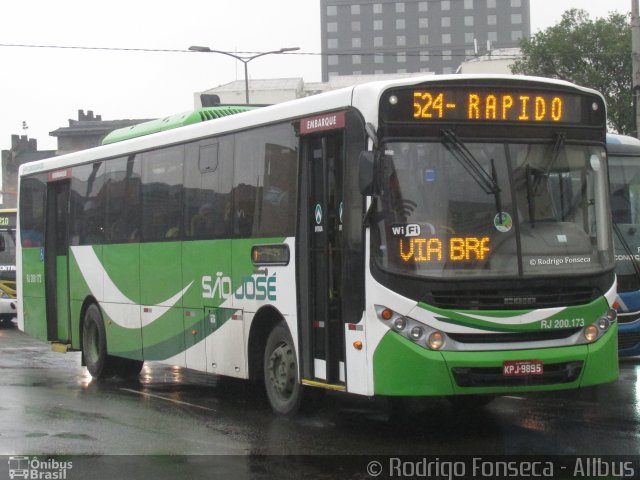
<box><xmin>188</xmin><ymin>46</ymin><xmax>300</xmax><ymax>104</ymax></box>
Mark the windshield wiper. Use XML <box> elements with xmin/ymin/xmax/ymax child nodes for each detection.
<box><xmin>533</xmin><ymin>132</ymin><xmax>565</xmax><ymax>194</ymax></box>
<box><xmin>441</xmin><ymin>129</ymin><xmax>503</xmax><ymax>221</ymax></box>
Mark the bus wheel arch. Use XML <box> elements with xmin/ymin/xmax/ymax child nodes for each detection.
<box><xmin>247</xmin><ymin>306</ymin><xmax>285</xmax><ymax>382</ymax></box>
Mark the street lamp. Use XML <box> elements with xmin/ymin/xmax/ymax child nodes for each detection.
<box><xmin>188</xmin><ymin>45</ymin><xmax>300</xmax><ymax>104</ymax></box>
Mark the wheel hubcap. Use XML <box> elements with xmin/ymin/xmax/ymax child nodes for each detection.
<box><xmin>269</xmin><ymin>341</ymin><xmax>296</xmax><ymax>399</ymax></box>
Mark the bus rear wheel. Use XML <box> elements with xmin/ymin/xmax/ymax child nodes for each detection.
<box><xmin>264</xmin><ymin>323</ymin><xmax>302</xmax><ymax>415</ymax></box>
<box><xmin>82</xmin><ymin>304</ymin><xmax>114</xmax><ymax>379</ymax></box>
<box><xmin>82</xmin><ymin>304</ymin><xmax>144</xmax><ymax>379</ymax></box>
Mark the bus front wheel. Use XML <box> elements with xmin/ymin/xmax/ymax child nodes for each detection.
<box><xmin>264</xmin><ymin>323</ymin><xmax>302</xmax><ymax>415</ymax></box>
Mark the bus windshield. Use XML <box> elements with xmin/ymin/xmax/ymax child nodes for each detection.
<box><xmin>373</xmin><ymin>139</ymin><xmax>611</xmax><ymax>278</ymax></box>
<box><xmin>609</xmin><ymin>154</ymin><xmax>640</xmax><ymax>277</ymax></box>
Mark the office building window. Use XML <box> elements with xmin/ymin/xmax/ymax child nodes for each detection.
<box><xmin>465</xmin><ymin>16</ymin><xmax>473</xmax><ymax>26</ymax></box>
<box><xmin>327</xmin><ymin>5</ymin><xmax>337</xmax><ymax>15</ymax></box>
<box><xmin>487</xmin><ymin>0</ymin><xmax>496</xmax><ymax>8</ymax></box>
<box><xmin>327</xmin><ymin>22</ymin><xmax>337</xmax><ymax>33</ymax></box>
<box><xmin>442</xmin><ymin>17</ymin><xmax>450</xmax><ymax>28</ymax></box>
<box><xmin>488</xmin><ymin>14</ymin><xmax>497</xmax><ymax>25</ymax></box>
<box><xmin>352</xmin><ymin>37</ymin><xmax>361</xmax><ymax>48</ymax></box>
<box><xmin>442</xmin><ymin>50</ymin><xmax>452</xmax><ymax>60</ymax></box>
<box><xmin>465</xmin><ymin>32</ymin><xmax>474</xmax><ymax>43</ymax></box>
<box><xmin>512</xmin><ymin>30</ymin><xmax>523</xmax><ymax>41</ymax></box>
<box><xmin>488</xmin><ymin>31</ymin><xmax>497</xmax><ymax>42</ymax></box>
<box><xmin>419</xmin><ymin>34</ymin><xmax>429</xmax><ymax>45</ymax></box>
<box><xmin>373</xmin><ymin>3</ymin><xmax>382</xmax><ymax>14</ymax></box>
<box><xmin>351</xmin><ymin>4</ymin><xmax>360</xmax><ymax>15</ymax></box>
<box><xmin>397</xmin><ymin>53</ymin><xmax>406</xmax><ymax>63</ymax></box>
<box><xmin>464</xmin><ymin>0</ymin><xmax>473</xmax><ymax>8</ymax></box>
<box><xmin>396</xmin><ymin>2</ymin><xmax>405</xmax><ymax>13</ymax></box>
<box><xmin>511</xmin><ymin>0</ymin><xmax>521</xmax><ymax>6</ymax></box>
<box><xmin>396</xmin><ymin>19</ymin><xmax>405</xmax><ymax>29</ymax></box>
<box><xmin>374</xmin><ymin>53</ymin><xmax>384</xmax><ymax>63</ymax></box>
<box><xmin>352</xmin><ymin>21</ymin><xmax>361</xmax><ymax>31</ymax></box>
<box><xmin>441</xmin><ymin>1</ymin><xmax>450</xmax><ymax>11</ymax></box>
<box><xmin>328</xmin><ymin>38</ymin><xmax>338</xmax><ymax>49</ymax></box>
<box><xmin>419</xmin><ymin>1</ymin><xmax>428</xmax><ymax>12</ymax></box>
<box><xmin>374</xmin><ymin>36</ymin><xmax>383</xmax><ymax>47</ymax></box>
<box><xmin>397</xmin><ymin>35</ymin><xmax>406</xmax><ymax>46</ymax></box>
<box><xmin>419</xmin><ymin>18</ymin><xmax>429</xmax><ymax>29</ymax></box>
<box><xmin>511</xmin><ymin>14</ymin><xmax>522</xmax><ymax>24</ymax></box>
<box><xmin>442</xmin><ymin>33</ymin><xmax>451</xmax><ymax>44</ymax></box>
<box><xmin>328</xmin><ymin>55</ymin><xmax>339</xmax><ymax>66</ymax></box>
<box><xmin>352</xmin><ymin>54</ymin><xmax>361</xmax><ymax>65</ymax></box>
<box><xmin>374</xmin><ymin>19</ymin><xmax>383</xmax><ymax>30</ymax></box>
<box><xmin>420</xmin><ymin>51</ymin><xmax>430</xmax><ymax>62</ymax></box>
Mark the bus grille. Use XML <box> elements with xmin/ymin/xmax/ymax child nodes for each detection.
<box><xmin>447</xmin><ymin>328</ymin><xmax>580</xmax><ymax>344</ymax></box>
<box><xmin>617</xmin><ymin>311</ymin><xmax>640</xmax><ymax>324</ymax></box>
<box><xmin>452</xmin><ymin>361</ymin><xmax>583</xmax><ymax>388</ymax></box>
<box><xmin>428</xmin><ymin>287</ymin><xmax>597</xmax><ymax>310</ymax></box>
<box><xmin>617</xmin><ymin>275</ymin><xmax>640</xmax><ymax>293</ymax></box>
<box><xmin>618</xmin><ymin>332</ymin><xmax>640</xmax><ymax>350</ymax></box>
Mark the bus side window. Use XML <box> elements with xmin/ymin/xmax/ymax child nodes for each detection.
<box><xmin>184</xmin><ymin>137</ymin><xmax>233</xmax><ymax>240</ymax></box>
<box><xmin>19</xmin><ymin>176</ymin><xmax>46</xmax><ymax>248</ymax></box>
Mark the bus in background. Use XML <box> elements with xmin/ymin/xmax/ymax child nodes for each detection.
<box><xmin>17</xmin><ymin>76</ymin><xmax>617</xmax><ymax>415</ymax></box>
<box><xmin>0</xmin><ymin>208</ymin><xmax>17</xmax><ymax>326</ymax></box>
<box><xmin>607</xmin><ymin>133</ymin><xmax>640</xmax><ymax>356</ymax></box>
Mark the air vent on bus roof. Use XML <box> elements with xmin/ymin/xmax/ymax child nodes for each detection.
<box><xmin>101</xmin><ymin>105</ymin><xmax>258</xmax><ymax>145</ymax></box>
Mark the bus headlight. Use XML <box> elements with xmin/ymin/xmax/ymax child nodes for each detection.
<box><xmin>427</xmin><ymin>331</ymin><xmax>445</xmax><ymax>350</ymax></box>
<box><xmin>583</xmin><ymin>325</ymin><xmax>598</xmax><ymax>343</ymax></box>
<box><xmin>605</xmin><ymin>308</ymin><xmax>617</xmax><ymax>322</ymax></box>
<box><xmin>597</xmin><ymin>318</ymin><xmax>610</xmax><ymax>331</ymax></box>
<box><xmin>393</xmin><ymin>317</ymin><xmax>407</xmax><ymax>331</ymax></box>
<box><xmin>410</xmin><ymin>326</ymin><xmax>423</xmax><ymax>340</ymax></box>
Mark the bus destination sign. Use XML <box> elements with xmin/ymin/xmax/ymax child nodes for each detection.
<box><xmin>380</xmin><ymin>85</ymin><xmax>605</xmax><ymax>126</ymax></box>
<box><xmin>411</xmin><ymin>88</ymin><xmax>584</xmax><ymax>124</ymax></box>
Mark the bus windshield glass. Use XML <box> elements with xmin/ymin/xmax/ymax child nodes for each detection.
<box><xmin>373</xmin><ymin>139</ymin><xmax>611</xmax><ymax>278</ymax></box>
<box><xmin>609</xmin><ymin>154</ymin><xmax>640</xmax><ymax>276</ymax></box>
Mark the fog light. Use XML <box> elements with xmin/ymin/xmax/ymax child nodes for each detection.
<box><xmin>410</xmin><ymin>326</ymin><xmax>423</xmax><ymax>340</ymax></box>
<box><xmin>597</xmin><ymin>318</ymin><xmax>610</xmax><ymax>331</ymax></box>
<box><xmin>605</xmin><ymin>308</ymin><xmax>617</xmax><ymax>322</ymax></box>
<box><xmin>427</xmin><ymin>331</ymin><xmax>444</xmax><ymax>350</ymax></box>
<box><xmin>381</xmin><ymin>308</ymin><xmax>393</xmax><ymax>321</ymax></box>
<box><xmin>584</xmin><ymin>325</ymin><xmax>598</xmax><ymax>342</ymax></box>
<box><xmin>393</xmin><ymin>317</ymin><xmax>407</xmax><ymax>331</ymax></box>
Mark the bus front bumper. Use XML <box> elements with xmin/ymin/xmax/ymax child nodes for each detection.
<box><xmin>372</xmin><ymin>326</ymin><xmax>618</xmax><ymax>396</ymax></box>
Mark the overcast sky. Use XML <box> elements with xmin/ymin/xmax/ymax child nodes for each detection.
<box><xmin>0</xmin><ymin>0</ymin><xmax>633</xmax><ymax>152</ymax></box>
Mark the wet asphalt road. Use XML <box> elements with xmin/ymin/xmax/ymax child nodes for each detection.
<box><xmin>1</xmin><ymin>321</ymin><xmax>639</xmax><ymax>478</ymax></box>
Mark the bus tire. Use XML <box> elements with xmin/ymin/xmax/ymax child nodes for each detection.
<box><xmin>82</xmin><ymin>303</ymin><xmax>115</xmax><ymax>379</ymax></box>
<box><xmin>263</xmin><ymin>323</ymin><xmax>302</xmax><ymax>415</ymax></box>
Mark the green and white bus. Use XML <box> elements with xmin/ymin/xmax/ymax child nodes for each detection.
<box><xmin>17</xmin><ymin>75</ymin><xmax>618</xmax><ymax>414</ymax></box>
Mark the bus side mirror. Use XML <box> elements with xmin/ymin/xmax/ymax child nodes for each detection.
<box><xmin>359</xmin><ymin>151</ymin><xmax>375</xmax><ymax>196</ymax></box>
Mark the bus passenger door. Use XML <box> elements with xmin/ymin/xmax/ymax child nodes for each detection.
<box><xmin>299</xmin><ymin>115</ymin><xmax>346</xmax><ymax>388</ymax></box>
<box><xmin>44</xmin><ymin>176</ymin><xmax>71</xmax><ymax>343</ymax></box>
